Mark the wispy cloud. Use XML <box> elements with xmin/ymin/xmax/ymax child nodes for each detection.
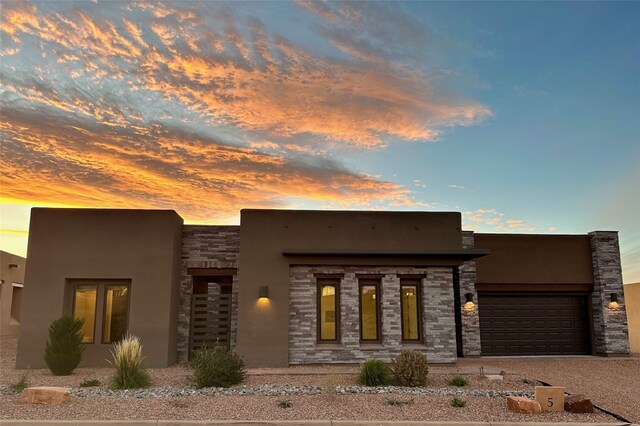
<box><xmin>463</xmin><ymin>209</ymin><xmax>536</xmax><ymax>232</ymax></box>
<box><xmin>0</xmin><ymin>1</ymin><xmax>490</xmax><ymax>221</ymax></box>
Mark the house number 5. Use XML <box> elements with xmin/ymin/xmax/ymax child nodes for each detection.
<box><xmin>547</xmin><ymin>398</ymin><xmax>554</xmax><ymax>407</ymax></box>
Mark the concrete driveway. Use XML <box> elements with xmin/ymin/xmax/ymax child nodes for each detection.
<box><xmin>458</xmin><ymin>356</ymin><xmax>640</xmax><ymax>424</ymax></box>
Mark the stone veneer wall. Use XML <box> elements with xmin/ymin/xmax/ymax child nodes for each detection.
<box><xmin>178</xmin><ymin>225</ymin><xmax>240</xmax><ymax>362</ymax></box>
<box><xmin>289</xmin><ymin>266</ymin><xmax>457</xmax><ymax>364</ymax></box>
<box><xmin>459</xmin><ymin>231</ymin><xmax>481</xmax><ymax>356</ymax></box>
<box><xmin>589</xmin><ymin>231</ymin><xmax>630</xmax><ymax>355</ymax></box>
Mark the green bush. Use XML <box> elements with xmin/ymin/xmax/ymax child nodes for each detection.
<box><xmin>189</xmin><ymin>346</ymin><xmax>246</xmax><ymax>388</ymax></box>
<box><xmin>358</xmin><ymin>359</ymin><xmax>391</xmax><ymax>387</ymax></box>
<box><xmin>392</xmin><ymin>350</ymin><xmax>428</xmax><ymax>387</ymax></box>
<box><xmin>10</xmin><ymin>374</ymin><xmax>29</xmax><ymax>393</ymax></box>
<box><xmin>79</xmin><ymin>379</ymin><xmax>101</xmax><ymax>387</ymax></box>
<box><xmin>44</xmin><ymin>315</ymin><xmax>84</xmax><ymax>376</ymax></box>
<box><xmin>278</xmin><ymin>400</ymin><xmax>292</xmax><ymax>408</ymax></box>
<box><xmin>109</xmin><ymin>334</ymin><xmax>151</xmax><ymax>389</ymax></box>
<box><xmin>451</xmin><ymin>397</ymin><xmax>466</xmax><ymax>408</ymax></box>
<box><xmin>449</xmin><ymin>376</ymin><xmax>469</xmax><ymax>387</ymax></box>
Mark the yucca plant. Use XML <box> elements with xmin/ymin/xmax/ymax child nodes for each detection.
<box><xmin>44</xmin><ymin>315</ymin><xmax>84</xmax><ymax>375</ymax></box>
<box><xmin>109</xmin><ymin>333</ymin><xmax>151</xmax><ymax>389</ymax></box>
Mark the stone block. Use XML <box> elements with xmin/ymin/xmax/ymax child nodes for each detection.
<box><xmin>506</xmin><ymin>396</ymin><xmax>542</xmax><ymax>414</ymax></box>
<box><xmin>564</xmin><ymin>394</ymin><xmax>594</xmax><ymax>413</ymax></box>
<box><xmin>535</xmin><ymin>385</ymin><xmax>565</xmax><ymax>412</ymax></box>
<box><xmin>20</xmin><ymin>386</ymin><xmax>70</xmax><ymax>404</ymax></box>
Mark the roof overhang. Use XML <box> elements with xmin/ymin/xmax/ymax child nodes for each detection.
<box><xmin>283</xmin><ymin>249</ymin><xmax>489</xmax><ymax>261</ymax></box>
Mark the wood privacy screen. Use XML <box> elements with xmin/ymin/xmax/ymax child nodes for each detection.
<box><xmin>190</xmin><ymin>293</ymin><xmax>231</xmax><ymax>357</ymax></box>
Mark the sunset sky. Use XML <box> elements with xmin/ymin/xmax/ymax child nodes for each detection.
<box><xmin>1</xmin><ymin>1</ymin><xmax>639</xmax><ymax>282</ymax></box>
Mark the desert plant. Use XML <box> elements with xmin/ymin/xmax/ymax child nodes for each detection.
<box><xmin>386</xmin><ymin>396</ymin><xmax>413</xmax><ymax>406</ymax></box>
<box><xmin>79</xmin><ymin>379</ymin><xmax>101</xmax><ymax>387</ymax></box>
<box><xmin>449</xmin><ymin>376</ymin><xmax>469</xmax><ymax>387</ymax></box>
<box><xmin>189</xmin><ymin>346</ymin><xmax>246</xmax><ymax>388</ymax></box>
<box><xmin>44</xmin><ymin>315</ymin><xmax>85</xmax><ymax>376</ymax></box>
<box><xmin>392</xmin><ymin>350</ymin><xmax>428</xmax><ymax>387</ymax></box>
<box><xmin>451</xmin><ymin>397</ymin><xmax>466</xmax><ymax>408</ymax></box>
<box><xmin>358</xmin><ymin>359</ymin><xmax>392</xmax><ymax>387</ymax></box>
<box><xmin>109</xmin><ymin>334</ymin><xmax>151</xmax><ymax>389</ymax></box>
<box><xmin>278</xmin><ymin>400</ymin><xmax>292</xmax><ymax>408</ymax></box>
<box><xmin>10</xmin><ymin>374</ymin><xmax>29</xmax><ymax>393</ymax></box>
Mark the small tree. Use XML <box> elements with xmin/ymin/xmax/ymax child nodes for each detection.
<box><xmin>44</xmin><ymin>315</ymin><xmax>85</xmax><ymax>375</ymax></box>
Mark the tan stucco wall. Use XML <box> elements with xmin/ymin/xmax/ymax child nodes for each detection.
<box><xmin>475</xmin><ymin>234</ymin><xmax>593</xmax><ymax>284</ymax></box>
<box><xmin>624</xmin><ymin>282</ymin><xmax>640</xmax><ymax>353</ymax></box>
<box><xmin>15</xmin><ymin>208</ymin><xmax>183</xmax><ymax>368</ymax></box>
<box><xmin>0</xmin><ymin>250</ymin><xmax>26</xmax><ymax>336</ymax></box>
<box><xmin>236</xmin><ymin>209</ymin><xmax>465</xmax><ymax>367</ymax></box>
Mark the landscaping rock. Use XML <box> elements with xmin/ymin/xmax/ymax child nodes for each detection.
<box><xmin>486</xmin><ymin>374</ymin><xmax>503</xmax><ymax>381</ymax></box>
<box><xmin>564</xmin><ymin>394</ymin><xmax>594</xmax><ymax>413</ymax></box>
<box><xmin>506</xmin><ymin>396</ymin><xmax>542</xmax><ymax>414</ymax></box>
<box><xmin>21</xmin><ymin>386</ymin><xmax>70</xmax><ymax>404</ymax></box>
<box><xmin>535</xmin><ymin>385</ymin><xmax>565</xmax><ymax>412</ymax></box>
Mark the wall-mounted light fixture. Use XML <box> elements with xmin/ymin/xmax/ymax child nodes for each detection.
<box><xmin>259</xmin><ymin>285</ymin><xmax>269</xmax><ymax>299</ymax></box>
<box><xmin>608</xmin><ymin>293</ymin><xmax>620</xmax><ymax>309</ymax></box>
<box><xmin>463</xmin><ymin>292</ymin><xmax>475</xmax><ymax>310</ymax></box>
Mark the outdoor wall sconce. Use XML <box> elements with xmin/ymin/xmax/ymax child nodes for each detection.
<box><xmin>259</xmin><ymin>286</ymin><xmax>269</xmax><ymax>299</ymax></box>
<box><xmin>463</xmin><ymin>292</ymin><xmax>475</xmax><ymax>309</ymax></box>
<box><xmin>608</xmin><ymin>293</ymin><xmax>620</xmax><ymax>309</ymax></box>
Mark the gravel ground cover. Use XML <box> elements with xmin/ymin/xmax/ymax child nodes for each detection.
<box><xmin>473</xmin><ymin>356</ymin><xmax>640</xmax><ymax>424</ymax></box>
<box><xmin>0</xmin><ymin>336</ymin><xmax>621</xmax><ymax>422</ymax></box>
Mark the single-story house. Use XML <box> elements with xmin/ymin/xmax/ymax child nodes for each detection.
<box><xmin>1</xmin><ymin>250</ymin><xmax>26</xmax><ymax>336</ymax></box>
<box><xmin>624</xmin><ymin>282</ymin><xmax>640</xmax><ymax>353</ymax></box>
<box><xmin>16</xmin><ymin>208</ymin><xmax>629</xmax><ymax>368</ymax></box>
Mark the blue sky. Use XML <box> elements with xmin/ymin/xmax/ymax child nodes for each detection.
<box><xmin>1</xmin><ymin>1</ymin><xmax>638</xmax><ymax>281</ymax></box>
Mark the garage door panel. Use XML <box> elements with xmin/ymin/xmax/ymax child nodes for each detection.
<box><xmin>479</xmin><ymin>293</ymin><xmax>590</xmax><ymax>356</ymax></box>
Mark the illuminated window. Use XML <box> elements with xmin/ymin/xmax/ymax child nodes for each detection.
<box><xmin>73</xmin><ymin>285</ymin><xmax>97</xmax><ymax>343</ymax></box>
<box><xmin>102</xmin><ymin>285</ymin><xmax>129</xmax><ymax>343</ymax></box>
<box><xmin>401</xmin><ymin>280</ymin><xmax>422</xmax><ymax>341</ymax></box>
<box><xmin>359</xmin><ymin>279</ymin><xmax>381</xmax><ymax>342</ymax></box>
<box><xmin>69</xmin><ymin>280</ymin><xmax>130</xmax><ymax>344</ymax></box>
<box><xmin>317</xmin><ymin>280</ymin><xmax>339</xmax><ymax>342</ymax></box>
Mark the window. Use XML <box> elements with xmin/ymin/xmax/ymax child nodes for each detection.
<box><xmin>102</xmin><ymin>285</ymin><xmax>129</xmax><ymax>343</ymax></box>
<box><xmin>359</xmin><ymin>279</ymin><xmax>381</xmax><ymax>342</ymax></box>
<box><xmin>70</xmin><ymin>280</ymin><xmax>130</xmax><ymax>344</ymax></box>
<box><xmin>317</xmin><ymin>279</ymin><xmax>339</xmax><ymax>342</ymax></box>
<box><xmin>400</xmin><ymin>279</ymin><xmax>422</xmax><ymax>341</ymax></box>
<box><xmin>73</xmin><ymin>285</ymin><xmax>98</xmax><ymax>343</ymax></box>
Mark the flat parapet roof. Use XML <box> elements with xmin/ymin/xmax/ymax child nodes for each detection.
<box><xmin>283</xmin><ymin>248</ymin><xmax>489</xmax><ymax>261</ymax></box>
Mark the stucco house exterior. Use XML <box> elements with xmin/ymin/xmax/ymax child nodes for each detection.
<box><xmin>1</xmin><ymin>250</ymin><xmax>26</xmax><ymax>336</ymax></box>
<box><xmin>16</xmin><ymin>208</ymin><xmax>630</xmax><ymax>368</ymax></box>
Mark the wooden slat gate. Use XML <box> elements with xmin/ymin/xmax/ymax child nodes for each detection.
<box><xmin>190</xmin><ymin>293</ymin><xmax>231</xmax><ymax>357</ymax></box>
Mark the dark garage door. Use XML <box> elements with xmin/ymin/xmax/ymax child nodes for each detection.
<box><xmin>478</xmin><ymin>294</ymin><xmax>591</xmax><ymax>356</ymax></box>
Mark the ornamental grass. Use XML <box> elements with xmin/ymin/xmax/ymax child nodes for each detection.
<box><xmin>109</xmin><ymin>333</ymin><xmax>151</xmax><ymax>389</ymax></box>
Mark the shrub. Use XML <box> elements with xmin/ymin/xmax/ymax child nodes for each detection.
<box><xmin>44</xmin><ymin>315</ymin><xmax>85</xmax><ymax>376</ymax></box>
<box><xmin>358</xmin><ymin>359</ymin><xmax>391</xmax><ymax>387</ymax></box>
<box><xmin>10</xmin><ymin>374</ymin><xmax>29</xmax><ymax>393</ymax></box>
<box><xmin>451</xmin><ymin>397</ymin><xmax>466</xmax><ymax>408</ymax></box>
<box><xmin>189</xmin><ymin>346</ymin><xmax>246</xmax><ymax>388</ymax></box>
<box><xmin>449</xmin><ymin>376</ymin><xmax>469</xmax><ymax>387</ymax></box>
<box><xmin>79</xmin><ymin>379</ymin><xmax>101</xmax><ymax>387</ymax></box>
<box><xmin>392</xmin><ymin>350</ymin><xmax>428</xmax><ymax>387</ymax></box>
<box><xmin>109</xmin><ymin>334</ymin><xmax>151</xmax><ymax>389</ymax></box>
<box><xmin>386</xmin><ymin>396</ymin><xmax>413</xmax><ymax>406</ymax></box>
<box><xmin>278</xmin><ymin>400</ymin><xmax>292</xmax><ymax>408</ymax></box>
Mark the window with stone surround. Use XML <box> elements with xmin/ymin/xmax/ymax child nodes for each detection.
<box><xmin>400</xmin><ymin>278</ymin><xmax>422</xmax><ymax>342</ymax></box>
<box><xmin>317</xmin><ymin>279</ymin><xmax>340</xmax><ymax>342</ymax></box>
<box><xmin>359</xmin><ymin>278</ymin><xmax>381</xmax><ymax>343</ymax></box>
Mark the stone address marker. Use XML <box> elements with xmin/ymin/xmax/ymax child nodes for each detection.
<box><xmin>535</xmin><ymin>385</ymin><xmax>565</xmax><ymax>412</ymax></box>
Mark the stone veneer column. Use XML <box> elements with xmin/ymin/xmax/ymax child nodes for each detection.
<box><xmin>459</xmin><ymin>231</ymin><xmax>481</xmax><ymax>356</ymax></box>
<box><xmin>589</xmin><ymin>231</ymin><xmax>629</xmax><ymax>355</ymax></box>
<box><xmin>178</xmin><ymin>225</ymin><xmax>240</xmax><ymax>362</ymax></box>
<box><xmin>422</xmin><ymin>267</ymin><xmax>457</xmax><ymax>363</ymax></box>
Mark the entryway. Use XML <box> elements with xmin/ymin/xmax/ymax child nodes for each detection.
<box><xmin>189</xmin><ymin>275</ymin><xmax>233</xmax><ymax>358</ymax></box>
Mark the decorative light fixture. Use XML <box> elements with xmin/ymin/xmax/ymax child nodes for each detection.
<box><xmin>463</xmin><ymin>292</ymin><xmax>475</xmax><ymax>309</ymax></box>
<box><xmin>259</xmin><ymin>286</ymin><xmax>269</xmax><ymax>299</ymax></box>
<box><xmin>608</xmin><ymin>293</ymin><xmax>620</xmax><ymax>309</ymax></box>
